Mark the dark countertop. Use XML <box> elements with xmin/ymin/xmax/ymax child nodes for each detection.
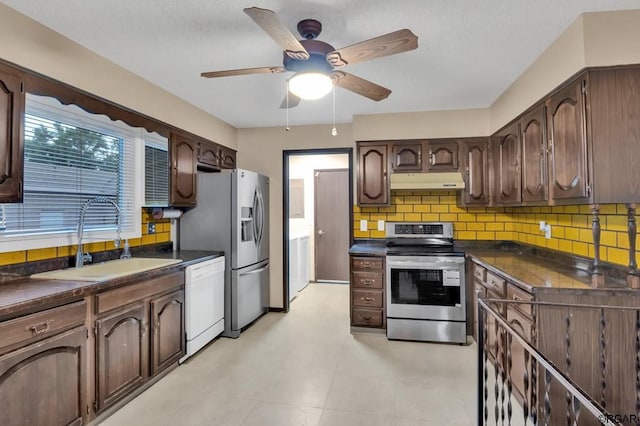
<box><xmin>466</xmin><ymin>248</ymin><xmax>628</xmax><ymax>292</ymax></box>
<box><xmin>349</xmin><ymin>239</ymin><xmax>386</xmax><ymax>256</ymax></box>
<box><xmin>0</xmin><ymin>250</ymin><xmax>223</xmax><ymax>320</ymax></box>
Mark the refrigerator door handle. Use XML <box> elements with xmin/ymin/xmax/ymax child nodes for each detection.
<box><xmin>252</xmin><ymin>190</ymin><xmax>259</xmax><ymax>245</ymax></box>
<box><xmin>239</xmin><ymin>265</ymin><xmax>269</xmax><ymax>276</ymax></box>
<box><xmin>257</xmin><ymin>189</ymin><xmax>265</xmax><ymax>245</ymax></box>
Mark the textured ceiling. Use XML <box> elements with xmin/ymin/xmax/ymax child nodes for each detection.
<box><xmin>2</xmin><ymin>0</ymin><xmax>640</xmax><ymax>129</ymax></box>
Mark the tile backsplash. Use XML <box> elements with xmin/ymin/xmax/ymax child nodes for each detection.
<box><xmin>354</xmin><ymin>190</ymin><xmax>639</xmax><ymax>267</ymax></box>
<box><xmin>0</xmin><ymin>209</ymin><xmax>171</xmax><ymax>266</ymax></box>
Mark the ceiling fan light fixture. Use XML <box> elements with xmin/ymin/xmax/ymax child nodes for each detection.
<box><xmin>288</xmin><ymin>72</ymin><xmax>333</xmax><ymax>100</ymax></box>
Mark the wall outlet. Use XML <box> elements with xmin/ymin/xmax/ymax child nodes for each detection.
<box><xmin>147</xmin><ymin>222</ymin><xmax>156</xmax><ymax>234</ymax></box>
<box><xmin>544</xmin><ymin>224</ymin><xmax>551</xmax><ymax>239</ymax></box>
<box><xmin>377</xmin><ymin>220</ymin><xmax>385</xmax><ymax>231</ymax></box>
<box><xmin>359</xmin><ymin>219</ymin><xmax>368</xmax><ymax>232</ymax></box>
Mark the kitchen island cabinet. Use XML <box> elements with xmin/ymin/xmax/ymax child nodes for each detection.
<box><xmin>468</xmin><ymin>250</ymin><xmax>637</xmax><ymax>424</ymax></box>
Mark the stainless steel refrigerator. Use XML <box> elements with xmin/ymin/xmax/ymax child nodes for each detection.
<box><xmin>179</xmin><ymin>169</ymin><xmax>269</xmax><ymax>338</ymax></box>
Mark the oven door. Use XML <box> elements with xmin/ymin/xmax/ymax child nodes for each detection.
<box><xmin>386</xmin><ymin>255</ymin><xmax>466</xmax><ymax>321</ymax></box>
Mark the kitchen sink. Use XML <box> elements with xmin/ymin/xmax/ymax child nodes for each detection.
<box><xmin>30</xmin><ymin>258</ymin><xmax>182</xmax><ymax>281</ymax></box>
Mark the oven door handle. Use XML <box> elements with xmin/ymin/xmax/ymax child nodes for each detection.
<box><xmin>387</xmin><ymin>260</ymin><xmax>463</xmax><ymax>268</ymax></box>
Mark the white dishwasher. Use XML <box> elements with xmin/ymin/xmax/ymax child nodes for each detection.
<box><xmin>180</xmin><ymin>256</ymin><xmax>225</xmax><ymax>363</ymax></box>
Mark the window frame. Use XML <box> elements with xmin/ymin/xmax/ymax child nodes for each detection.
<box><xmin>0</xmin><ymin>94</ymin><xmax>143</xmax><ymax>253</ymax></box>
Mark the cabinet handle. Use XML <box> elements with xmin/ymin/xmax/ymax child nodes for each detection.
<box><xmin>26</xmin><ymin>320</ymin><xmax>53</xmax><ymax>336</ymax></box>
<box><xmin>362</xmin><ymin>279</ymin><xmax>374</xmax><ymax>285</ymax></box>
<box><xmin>360</xmin><ymin>297</ymin><xmax>374</xmax><ymax>303</ymax></box>
<box><xmin>362</xmin><ymin>315</ymin><xmax>373</xmax><ymax>321</ymax></box>
<box><xmin>361</xmin><ymin>262</ymin><xmax>373</xmax><ymax>268</ymax></box>
<box><xmin>428</xmin><ymin>150</ymin><xmax>433</xmax><ymax>165</ymax></box>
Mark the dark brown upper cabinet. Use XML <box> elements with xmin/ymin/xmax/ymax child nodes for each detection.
<box><xmin>459</xmin><ymin>137</ymin><xmax>490</xmax><ymax>206</ymax></box>
<box><xmin>390</xmin><ymin>141</ymin><xmax>422</xmax><ymax>172</ymax></box>
<box><xmin>546</xmin><ymin>77</ymin><xmax>590</xmax><ymax>203</ymax></box>
<box><xmin>169</xmin><ymin>132</ymin><xmax>197</xmax><ymax>206</ymax></box>
<box><xmin>197</xmin><ymin>140</ymin><xmax>220</xmax><ymax>170</ymax></box>
<box><xmin>0</xmin><ymin>67</ymin><xmax>24</xmax><ymax>203</ymax></box>
<box><xmin>493</xmin><ymin>122</ymin><xmax>522</xmax><ymax>205</ymax></box>
<box><xmin>357</xmin><ymin>142</ymin><xmax>388</xmax><ymax>206</ymax></box>
<box><xmin>426</xmin><ymin>139</ymin><xmax>459</xmax><ymax>171</ymax></box>
<box><xmin>219</xmin><ymin>145</ymin><xmax>237</xmax><ymax>169</ymax></box>
<box><xmin>520</xmin><ymin>104</ymin><xmax>548</xmax><ymax>204</ymax></box>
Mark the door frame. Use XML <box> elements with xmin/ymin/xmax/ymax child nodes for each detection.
<box><xmin>282</xmin><ymin>148</ymin><xmax>354</xmax><ymax>312</ymax></box>
<box><xmin>314</xmin><ymin>168</ymin><xmax>350</xmax><ymax>283</ymax></box>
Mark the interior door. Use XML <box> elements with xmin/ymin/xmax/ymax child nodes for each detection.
<box><xmin>315</xmin><ymin>169</ymin><xmax>350</xmax><ymax>282</ymax></box>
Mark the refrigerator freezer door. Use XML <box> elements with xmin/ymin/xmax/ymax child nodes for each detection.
<box><xmin>234</xmin><ymin>170</ymin><xmax>269</xmax><ymax>268</ymax></box>
<box><xmin>232</xmin><ymin>259</ymin><xmax>269</xmax><ymax>331</ymax></box>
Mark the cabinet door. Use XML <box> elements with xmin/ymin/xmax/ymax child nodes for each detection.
<box><xmin>546</xmin><ymin>78</ymin><xmax>590</xmax><ymax>202</ymax></box>
<box><xmin>95</xmin><ymin>303</ymin><xmax>148</xmax><ymax>412</ymax></box>
<box><xmin>0</xmin><ymin>69</ymin><xmax>24</xmax><ymax>203</ymax></box>
<box><xmin>521</xmin><ymin>105</ymin><xmax>548</xmax><ymax>203</ymax></box>
<box><xmin>506</xmin><ymin>305</ymin><xmax>533</xmax><ymax>410</ymax></box>
<box><xmin>169</xmin><ymin>132</ymin><xmax>197</xmax><ymax>206</ymax></box>
<box><xmin>461</xmin><ymin>138</ymin><xmax>490</xmax><ymax>206</ymax></box>
<box><xmin>150</xmin><ymin>290</ymin><xmax>185</xmax><ymax>376</ymax></box>
<box><xmin>0</xmin><ymin>326</ymin><xmax>87</xmax><ymax>426</ymax></box>
<box><xmin>426</xmin><ymin>139</ymin><xmax>459</xmax><ymax>171</ymax></box>
<box><xmin>219</xmin><ymin>146</ymin><xmax>237</xmax><ymax>169</ymax></box>
<box><xmin>494</xmin><ymin>122</ymin><xmax>522</xmax><ymax>205</ymax></box>
<box><xmin>390</xmin><ymin>142</ymin><xmax>422</xmax><ymax>172</ymax></box>
<box><xmin>197</xmin><ymin>140</ymin><xmax>220</xmax><ymax>169</ymax></box>
<box><xmin>357</xmin><ymin>143</ymin><xmax>388</xmax><ymax>205</ymax></box>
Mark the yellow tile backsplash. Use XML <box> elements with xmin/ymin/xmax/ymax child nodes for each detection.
<box><xmin>0</xmin><ymin>209</ymin><xmax>172</xmax><ymax>266</ymax></box>
<box><xmin>354</xmin><ymin>190</ymin><xmax>640</xmax><ymax>267</ymax></box>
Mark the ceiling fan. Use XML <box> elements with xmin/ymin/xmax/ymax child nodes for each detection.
<box><xmin>200</xmin><ymin>7</ymin><xmax>418</xmax><ymax>108</ymax></box>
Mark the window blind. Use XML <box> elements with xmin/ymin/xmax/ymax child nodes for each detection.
<box><xmin>0</xmin><ymin>94</ymin><xmax>140</xmax><ymax>246</ymax></box>
<box><xmin>144</xmin><ymin>135</ymin><xmax>169</xmax><ymax>207</ymax></box>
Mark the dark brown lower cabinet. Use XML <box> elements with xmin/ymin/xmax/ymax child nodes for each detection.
<box><xmin>150</xmin><ymin>290</ymin><xmax>185</xmax><ymax>375</ymax></box>
<box><xmin>95</xmin><ymin>302</ymin><xmax>148</xmax><ymax>412</ymax></box>
<box><xmin>0</xmin><ymin>326</ymin><xmax>87</xmax><ymax>426</ymax></box>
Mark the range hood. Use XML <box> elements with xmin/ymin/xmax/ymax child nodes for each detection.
<box><xmin>389</xmin><ymin>172</ymin><xmax>466</xmax><ymax>190</ymax></box>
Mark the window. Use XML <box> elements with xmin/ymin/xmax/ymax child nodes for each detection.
<box><xmin>0</xmin><ymin>94</ymin><xmax>143</xmax><ymax>251</ymax></box>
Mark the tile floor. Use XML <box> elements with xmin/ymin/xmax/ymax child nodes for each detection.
<box><xmin>101</xmin><ymin>283</ymin><xmax>480</xmax><ymax>426</ymax></box>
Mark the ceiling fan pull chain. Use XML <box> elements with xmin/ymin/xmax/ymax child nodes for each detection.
<box><xmin>331</xmin><ymin>84</ymin><xmax>337</xmax><ymax>137</ymax></box>
<box><xmin>286</xmin><ymin>79</ymin><xmax>290</xmax><ymax>131</ymax></box>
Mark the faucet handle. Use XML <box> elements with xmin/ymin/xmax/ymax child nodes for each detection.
<box><xmin>114</xmin><ymin>237</ymin><xmax>121</xmax><ymax>249</ymax></box>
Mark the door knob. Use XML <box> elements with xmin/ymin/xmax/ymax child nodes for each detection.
<box><xmin>318</xmin><ymin>230</ymin><xmax>325</xmax><ymax>235</ymax></box>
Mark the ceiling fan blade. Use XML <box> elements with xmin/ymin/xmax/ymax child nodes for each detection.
<box><xmin>331</xmin><ymin>71</ymin><xmax>391</xmax><ymax>101</ymax></box>
<box><xmin>243</xmin><ymin>7</ymin><xmax>310</xmax><ymax>60</ymax></box>
<box><xmin>279</xmin><ymin>92</ymin><xmax>301</xmax><ymax>109</ymax></box>
<box><xmin>327</xmin><ymin>29</ymin><xmax>418</xmax><ymax>68</ymax></box>
<box><xmin>200</xmin><ymin>66</ymin><xmax>286</xmax><ymax>78</ymax></box>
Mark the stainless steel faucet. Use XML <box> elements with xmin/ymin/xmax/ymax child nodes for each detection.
<box><xmin>76</xmin><ymin>196</ymin><xmax>121</xmax><ymax>268</ymax></box>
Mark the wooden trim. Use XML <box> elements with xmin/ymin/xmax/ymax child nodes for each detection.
<box><xmin>281</xmin><ymin>148</ymin><xmax>354</xmax><ymax>313</ymax></box>
<box><xmin>0</xmin><ymin>58</ymin><xmax>235</xmax><ymax>156</ymax></box>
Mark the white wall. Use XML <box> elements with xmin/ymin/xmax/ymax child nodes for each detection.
<box><xmin>288</xmin><ymin>154</ymin><xmax>350</xmax><ymax>282</ymax></box>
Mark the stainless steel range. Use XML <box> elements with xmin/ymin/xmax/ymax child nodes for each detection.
<box><xmin>385</xmin><ymin>222</ymin><xmax>466</xmax><ymax>343</ymax></box>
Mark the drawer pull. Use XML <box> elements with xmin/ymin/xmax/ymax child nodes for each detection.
<box><xmin>361</xmin><ymin>262</ymin><xmax>373</xmax><ymax>268</ymax></box>
<box><xmin>26</xmin><ymin>320</ymin><xmax>53</xmax><ymax>336</ymax></box>
<box><xmin>362</xmin><ymin>279</ymin><xmax>374</xmax><ymax>285</ymax></box>
<box><xmin>362</xmin><ymin>315</ymin><xmax>373</xmax><ymax>321</ymax></box>
<box><xmin>360</xmin><ymin>297</ymin><xmax>375</xmax><ymax>303</ymax></box>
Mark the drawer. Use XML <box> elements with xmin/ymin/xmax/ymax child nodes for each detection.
<box><xmin>484</xmin><ymin>271</ymin><xmax>506</xmax><ymax>296</ymax></box>
<box><xmin>0</xmin><ymin>300</ymin><xmax>86</xmax><ymax>352</ymax></box>
<box><xmin>507</xmin><ymin>283</ymin><xmax>533</xmax><ymax>318</ymax></box>
<box><xmin>352</xmin><ymin>271</ymin><xmax>383</xmax><ymax>289</ymax></box>
<box><xmin>351</xmin><ymin>308</ymin><xmax>384</xmax><ymax>327</ymax></box>
<box><xmin>96</xmin><ymin>271</ymin><xmax>183</xmax><ymax>314</ymax></box>
<box><xmin>473</xmin><ymin>263</ymin><xmax>486</xmax><ymax>282</ymax></box>
<box><xmin>352</xmin><ymin>289</ymin><xmax>384</xmax><ymax>308</ymax></box>
<box><xmin>507</xmin><ymin>304</ymin><xmax>533</xmax><ymax>343</ymax></box>
<box><xmin>351</xmin><ymin>257</ymin><xmax>383</xmax><ymax>271</ymax></box>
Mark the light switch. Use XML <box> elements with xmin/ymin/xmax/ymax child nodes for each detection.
<box><xmin>377</xmin><ymin>220</ymin><xmax>385</xmax><ymax>231</ymax></box>
<box><xmin>360</xmin><ymin>219</ymin><xmax>368</xmax><ymax>232</ymax></box>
